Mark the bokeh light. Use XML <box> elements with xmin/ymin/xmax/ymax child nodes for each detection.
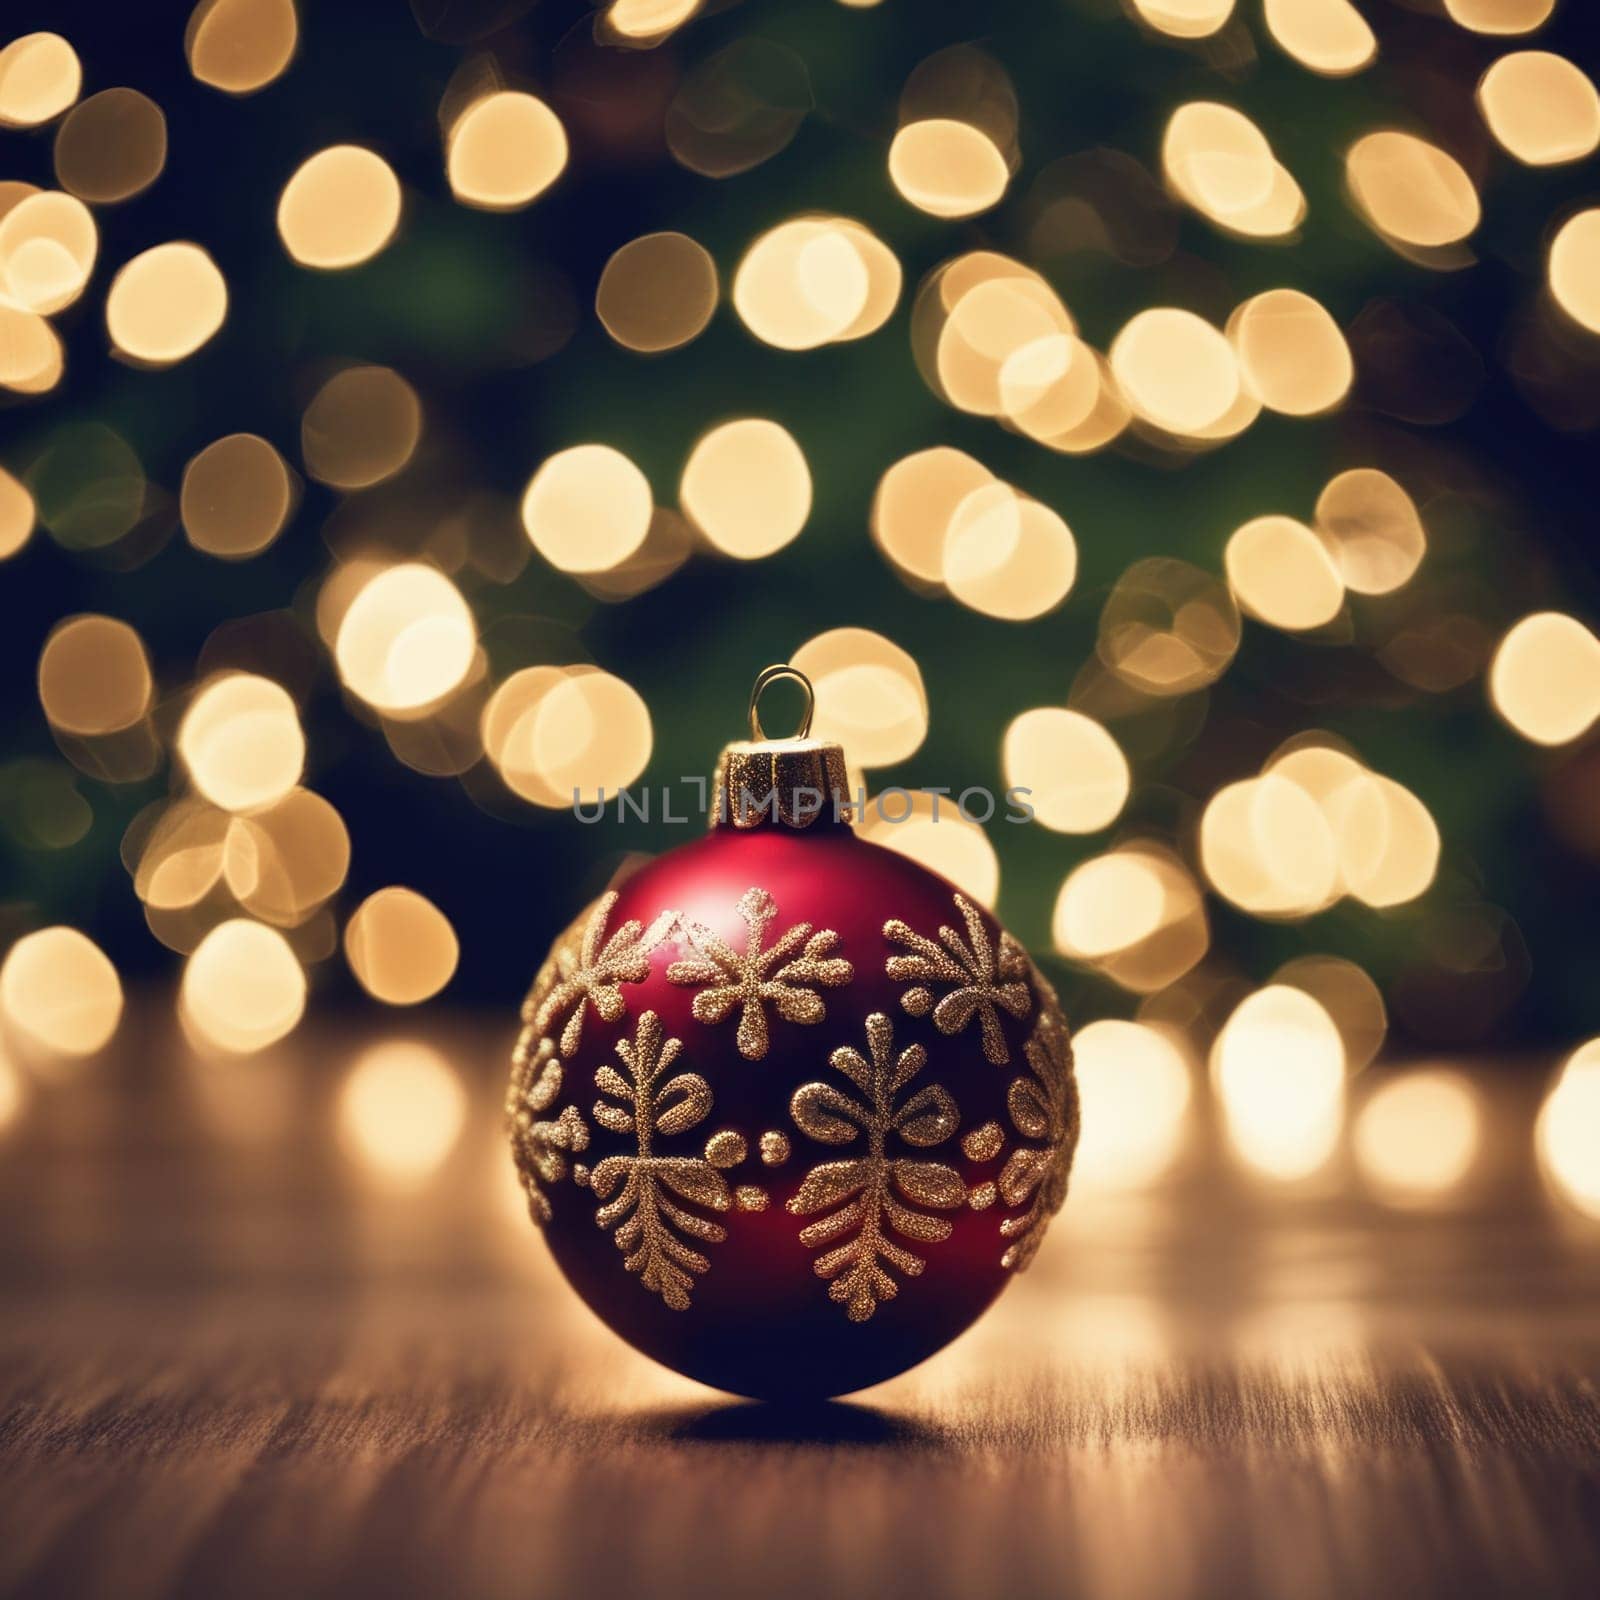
<box><xmin>345</xmin><ymin>887</ymin><xmax>459</xmax><ymax>1005</ymax></box>
<box><xmin>1489</xmin><ymin>612</ymin><xmax>1600</xmax><ymax>746</ymax></box>
<box><xmin>0</xmin><ymin>927</ymin><xmax>122</xmax><ymax>1058</ymax></box>
<box><xmin>596</xmin><ymin>231</ymin><xmax>718</xmax><ymax>352</ymax></box>
<box><xmin>888</xmin><ymin>119</ymin><xmax>1009</xmax><ymax>219</ymax></box>
<box><xmin>1229</xmin><ymin>289</ymin><xmax>1353</xmax><ymax>416</ymax></box>
<box><xmin>872</xmin><ymin>446</ymin><xmax>993</xmax><ymax>586</ymax></box>
<box><xmin>0</xmin><ymin>33</ymin><xmax>81</xmax><ymax>128</ymax></box>
<box><xmin>1225</xmin><ymin>514</ymin><xmax>1345</xmax><ymax>631</ymax></box>
<box><xmin>446</xmin><ymin>91</ymin><xmax>567</xmax><ymax>211</ymax></box>
<box><xmin>277</xmin><ymin>145</ymin><xmax>401</xmax><ymax>269</ymax></box>
<box><xmin>1548</xmin><ymin>210</ymin><xmax>1600</xmax><ymax>335</ymax></box>
<box><xmin>225</xmin><ymin>788</ymin><xmax>350</xmax><ymax>927</ymax></box>
<box><xmin>1444</xmin><ymin>0</ymin><xmax>1554</xmax><ymax>33</ymax></box>
<box><xmin>1098</xmin><ymin>558</ymin><xmax>1241</xmax><ymax>695</ymax></box>
<box><xmin>943</xmin><ymin>484</ymin><xmax>1077</xmax><ymax>620</ymax></box>
<box><xmin>791</xmin><ymin>627</ymin><xmax>928</xmax><ymax>767</ymax></box>
<box><xmin>1537</xmin><ymin>1038</ymin><xmax>1600</xmax><ymax>1220</ymax></box>
<box><xmin>521</xmin><ymin>443</ymin><xmax>652</xmax><ymax>574</ymax></box>
<box><xmin>1213</xmin><ymin>986</ymin><xmax>1346</xmax><ymax>1181</ymax></box>
<box><xmin>337</xmin><ymin>1040</ymin><xmax>467</xmax><ymax>1184</ymax></box>
<box><xmin>1070</xmin><ymin>1020</ymin><xmax>1192</xmax><ymax>1191</ymax></box>
<box><xmin>53</xmin><ymin>88</ymin><xmax>168</xmax><ymax>203</ymax></box>
<box><xmin>1002</xmin><ymin>707</ymin><xmax>1129</xmax><ymax>833</ymax></box>
<box><xmin>1201</xmin><ymin>774</ymin><xmax>1341</xmax><ymax>918</ymax></box>
<box><xmin>180</xmin><ymin>433</ymin><xmax>294</xmax><ymax>559</ymax></box>
<box><xmin>37</xmin><ymin>615</ymin><xmax>152</xmax><ymax>737</ymax></box>
<box><xmin>0</xmin><ymin>190</ymin><xmax>97</xmax><ymax>314</ymax></box>
<box><xmin>680</xmin><ymin>419</ymin><xmax>811</xmax><ymax>559</ymax></box>
<box><xmin>1354</xmin><ymin>1069</ymin><xmax>1481</xmax><ymax>1203</ymax></box>
<box><xmin>105</xmin><ymin>242</ymin><xmax>228</xmax><ymax>364</ymax></box>
<box><xmin>333</xmin><ymin>563</ymin><xmax>476</xmax><ymax>714</ymax></box>
<box><xmin>301</xmin><ymin>366</ymin><xmax>421</xmax><ymax>488</ymax></box>
<box><xmin>1132</xmin><ymin>1</ymin><xmax>1235</xmax><ymax>40</ymax></box>
<box><xmin>666</xmin><ymin>38</ymin><xmax>812</xmax><ymax>178</ymax></box>
<box><xmin>181</xmin><ymin>917</ymin><xmax>306</xmax><ymax>1053</ymax></box>
<box><xmin>487</xmin><ymin>667</ymin><xmax>653</xmax><ymax>806</ymax></box>
<box><xmin>733</xmin><ymin>216</ymin><xmax>899</xmax><ymax>351</ymax></box>
<box><xmin>1346</xmin><ymin>131</ymin><xmax>1480</xmax><ymax>251</ymax></box>
<box><xmin>1110</xmin><ymin>308</ymin><xmax>1241</xmax><ymax>436</ymax></box>
<box><xmin>858</xmin><ymin>789</ymin><xmax>999</xmax><ymax>909</ymax></box>
<box><xmin>1274</xmin><ymin>953</ymin><xmax>1388</xmax><ymax>1074</ymax></box>
<box><xmin>1263</xmin><ymin>0</ymin><xmax>1376</xmax><ymax>76</ymax></box>
<box><xmin>1314</xmin><ymin>467</ymin><xmax>1426</xmax><ymax>595</ymax></box>
<box><xmin>185</xmin><ymin>0</ymin><xmax>299</xmax><ymax>95</ymax></box>
<box><xmin>1053</xmin><ymin>845</ymin><xmax>1209</xmax><ymax>993</ymax></box>
<box><xmin>1478</xmin><ymin>52</ymin><xmax>1600</xmax><ymax>166</ymax></box>
<box><xmin>178</xmin><ymin>674</ymin><xmax>305</xmax><ymax>813</ymax></box>
<box><xmin>0</xmin><ymin>466</ymin><xmax>34</xmax><ymax>559</ymax></box>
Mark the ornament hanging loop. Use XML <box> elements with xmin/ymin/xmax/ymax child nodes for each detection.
<box><xmin>748</xmin><ymin>663</ymin><xmax>815</xmax><ymax>743</ymax></box>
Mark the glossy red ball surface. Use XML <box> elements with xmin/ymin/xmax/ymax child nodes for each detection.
<box><xmin>508</xmin><ymin>818</ymin><xmax>1076</xmax><ymax>1401</ymax></box>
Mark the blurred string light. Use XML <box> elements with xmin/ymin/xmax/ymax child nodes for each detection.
<box><xmin>333</xmin><ymin>563</ymin><xmax>476</xmax><ymax>714</ymax></box>
<box><xmin>1228</xmin><ymin>289</ymin><xmax>1353</xmax><ymax>416</ymax></box>
<box><xmin>596</xmin><ymin>231</ymin><xmax>718</xmax><ymax>352</ymax></box>
<box><xmin>0</xmin><ymin>33</ymin><xmax>81</xmax><ymax>127</ymax></box>
<box><xmin>1110</xmin><ymin>307</ymin><xmax>1247</xmax><ymax>438</ymax></box>
<box><xmin>1162</xmin><ymin>102</ymin><xmax>1306</xmax><ymax>240</ymax></box>
<box><xmin>224</xmin><ymin>789</ymin><xmax>350</xmax><ymax>925</ymax></box>
<box><xmin>0</xmin><ymin>189</ymin><xmax>97</xmax><ymax>314</ymax></box>
<box><xmin>53</xmin><ymin>88</ymin><xmax>168</xmax><ymax>203</ymax></box>
<box><xmin>1354</xmin><ymin>1069</ymin><xmax>1482</xmax><ymax>1204</ymax></box>
<box><xmin>943</xmin><ymin>483</ymin><xmax>1077</xmax><ymax>620</ymax></box>
<box><xmin>1489</xmin><ymin>612</ymin><xmax>1600</xmax><ymax>746</ymax></box>
<box><xmin>1224</xmin><ymin>515</ymin><xmax>1345</xmax><ymax>632</ymax></box>
<box><xmin>178</xmin><ymin>673</ymin><xmax>305</xmax><ymax>812</ymax></box>
<box><xmin>521</xmin><ymin>443</ymin><xmax>652</xmax><ymax>573</ymax></box>
<box><xmin>1548</xmin><ymin>210</ymin><xmax>1600</xmax><ymax>334</ymax></box>
<box><xmin>185</xmin><ymin>0</ymin><xmax>299</xmax><ymax>95</ymax></box>
<box><xmin>1345</xmin><ymin>131</ymin><xmax>1480</xmax><ymax>255</ymax></box>
<box><xmin>872</xmin><ymin>446</ymin><xmax>992</xmax><ymax>588</ymax></box>
<box><xmin>1478</xmin><ymin>52</ymin><xmax>1600</xmax><ymax>166</ymax></box>
<box><xmin>277</xmin><ymin>145</ymin><xmax>401</xmax><ymax>269</ymax></box>
<box><xmin>301</xmin><ymin>366</ymin><xmax>421</xmax><ymax>488</ymax></box>
<box><xmin>1098</xmin><ymin>558</ymin><xmax>1240</xmax><ymax>696</ymax></box>
<box><xmin>181</xmin><ymin>917</ymin><xmax>306</xmax><ymax>1052</ymax></box>
<box><xmin>445</xmin><ymin>90</ymin><xmax>567</xmax><ymax>210</ymax></box>
<box><xmin>37</xmin><ymin>615</ymin><xmax>153</xmax><ymax>737</ymax></box>
<box><xmin>1443</xmin><ymin>0</ymin><xmax>1555</xmax><ymax>33</ymax></box>
<box><xmin>1538</xmin><ymin>1039</ymin><xmax>1600</xmax><ymax>1221</ymax></box>
<box><xmin>0</xmin><ymin>927</ymin><xmax>122</xmax><ymax>1058</ymax></box>
<box><xmin>1273</xmin><ymin>954</ymin><xmax>1387</xmax><ymax>1074</ymax></box>
<box><xmin>680</xmin><ymin>419</ymin><xmax>811</xmax><ymax>559</ymax></box>
<box><xmin>180</xmin><ymin>433</ymin><xmax>295</xmax><ymax>559</ymax></box>
<box><xmin>888</xmin><ymin>46</ymin><xmax>1017</xmax><ymax>221</ymax></box>
<box><xmin>344</xmin><ymin>887</ymin><xmax>459</xmax><ymax>1004</ymax></box>
<box><xmin>1213</xmin><ymin>985</ymin><xmax>1346</xmax><ymax>1182</ymax></box>
<box><xmin>105</xmin><ymin>242</ymin><xmax>228</xmax><ymax>364</ymax></box>
<box><xmin>1053</xmin><ymin>844</ymin><xmax>1210</xmax><ymax>993</ymax></box>
<box><xmin>790</xmin><ymin>627</ymin><xmax>927</xmax><ymax>767</ymax></box>
<box><xmin>733</xmin><ymin>216</ymin><xmax>901</xmax><ymax>350</ymax></box>
<box><xmin>858</xmin><ymin>790</ymin><xmax>1000</xmax><ymax>909</ymax></box>
<box><xmin>1314</xmin><ymin>467</ymin><xmax>1427</xmax><ymax>594</ymax></box>
<box><xmin>0</xmin><ymin>466</ymin><xmax>35</xmax><ymax>559</ymax></box>
<box><xmin>337</xmin><ymin>1039</ymin><xmax>466</xmax><ymax>1184</ymax></box>
<box><xmin>602</xmin><ymin>0</ymin><xmax>704</xmax><ymax>48</ymax></box>
<box><xmin>1002</xmin><ymin>708</ymin><xmax>1129</xmax><ymax>833</ymax></box>
<box><xmin>1263</xmin><ymin>0</ymin><xmax>1376</xmax><ymax>77</ymax></box>
<box><xmin>1130</xmin><ymin>1</ymin><xmax>1235</xmax><ymax>41</ymax></box>
<box><xmin>1069</xmin><ymin>1020</ymin><xmax>1192</xmax><ymax>1192</ymax></box>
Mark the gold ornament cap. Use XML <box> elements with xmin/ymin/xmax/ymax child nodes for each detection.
<box><xmin>711</xmin><ymin>665</ymin><xmax>853</xmax><ymax>831</ymax></box>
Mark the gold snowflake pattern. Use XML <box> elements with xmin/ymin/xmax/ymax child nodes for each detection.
<box><xmin>532</xmin><ymin>891</ymin><xmax>675</xmax><ymax>1058</ymax></box>
<box><xmin>997</xmin><ymin>1003</ymin><xmax>1079</xmax><ymax>1271</ymax></box>
<box><xmin>506</xmin><ymin>1033</ymin><xmax>591</xmax><ymax>1225</ymax></box>
<box><xmin>883</xmin><ymin>893</ymin><xmax>1032</xmax><ymax>1066</ymax></box>
<box><xmin>667</xmin><ymin>886</ymin><xmax>853</xmax><ymax>1061</ymax></box>
<box><xmin>787</xmin><ymin>1012</ymin><xmax>965</xmax><ymax>1322</ymax></box>
<box><xmin>588</xmin><ymin>1010</ymin><xmax>733</xmax><ymax>1310</ymax></box>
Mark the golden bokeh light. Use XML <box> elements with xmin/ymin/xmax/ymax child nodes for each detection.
<box><xmin>53</xmin><ymin>88</ymin><xmax>168</xmax><ymax>203</ymax></box>
<box><xmin>926</xmin><ymin>263</ymin><xmax>1074</xmax><ymax>418</ymax></box>
<box><xmin>0</xmin><ymin>190</ymin><xmax>97</xmax><ymax>314</ymax></box>
<box><xmin>1355</xmin><ymin>1070</ymin><xmax>1481</xmax><ymax>1203</ymax></box>
<box><xmin>1201</xmin><ymin>774</ymin><xmax>1341</xmax><ymax>918</ymax></box>
<box><xmin>681</xmin><ymin>418</ymin><xmax>811</xmax><ymax>559</ymax></box>
<box><xmin>37</xmin><ymin>615</ymin><xmax>152</xmax><ymax>736</ymax></box>
<box><xmin>888</xmin><ymin>119</ymin><xmax>1009</xmax><ymax>220</ymax></box>
<box><xmin>337</xmin><ymin>1040</ymin><xmax>467</xmax><ymax>1184</ymax></box>
<box><xmin>791</xmin><ymin>627</ymin><xmax>928</xmax><ymax>767</ymax></box>
<box><xmin>301</xmin><ymin>365</ymin><xmax>421</xmax><ymax>488</ymax></box>
<box><xmin>1548</xmin><ymin>209</ymin><xmax>1600</xmax><ymax>335</ymax></box>
<box><xmin>1444</xmin><ymin>0</ymin><xmax>1554</xmax><ymax>33</ymax></box>
<box><xmin>596</xmin><ymin>231</ymin><xmax>718</xmax><ymax>353</ymax></box>
<box><xmin>1131</xmin><ymin>0</ymin><xmax>1234</xmax><ymax>37</ymax></box>
<box><xmin>0</xmin><ymin>302</ymin><xmax>63</xmax><ymax>394</ymax></box>
<box><xmin>186</xmin><ymin>0</ymin><xmax>299</xmax><ymax>94</ymax></box>
<box><xmin>1263</xmin><ymin>0</ymin><xmax>1376</xmax><ymax>76</ymax></box>
<box><xmin>1213</xmin><ymin>985</ymin><xmax>1346</xmax><ymax>1181</ymax></box>
<box><xmin>858</xmin><ymin>790</ymin><xmax>999</xmax><ymax>911</ymax></box>
<box><xmin>1225</xmin><ymin>514</ymin><xmax>1345</xmax><ymax>631</ymax></box>
<box><xmin>0</xmin><ymin>33</ymin><xmax>81</xmax><ymax>128</ymax></box>
<box><xmin>1314</xmin><ymin>467</ymin><xmax>1426</xmax><ymax>595</ymax></box>
<box><xmin>0</xmin><ymin>927</ymin><xmax>122</xmax><ymax>1058</ymax></box>
<box><xmin>1098</xmin><ymin>558</ymin><xmax>1241</xmax><ymax>696</ymax></box>
<box><xmin>521</xmin><ymin>443</ymin><xmax>653</xmax><ymax>574</ymax></box>
<box><xmin>224</xmin><ymin>788</ymin><xmax>350</xmax><ymax>927</ymax></box>
<box><xmin>179</xmin><ymin>674</ymin><xmax>305</xmax><ymax>813</ymax></box>
<box><xmin>105</xmin><ymin>241</ymin><xmax>228</xmax><ymax>364</ymax></box>
<box><xmin>603</xmin><ymin>0</ymin><xmax>702</xmax><ymax>45</ymax></box>
<box><xmin>1343</xmin><ymin>775</ymin><xmax>1440</xmax><ymax>909</ymax></box>
<box><xmin>334</xmin><ymin>563</ymin><xmax>476</xmax><ymax>714</ymax></box>
<box><xmin>1109</xmin><ymin>307</ymin><xmax>1241</xmax><ymax>436</ymax></box>
<box><xmin>1273</xmin><ymin>953</ymin><xmax>1388</xmax><ymax>1074</ymax></box>
<box><xmin>533</xmin><ymin>669</ymin><xmax>651</xmax><ymax>804</ymax></box>
<box><xmin>1346</xmin><ymin>131</ymin><xmax>1480</xmax><ymax>250</ymax></box>
<box><xmin>345</xmin><ymin>887</ymin><xmax>459</xmax><ymax>1005</ymax></box>
<box><xmin>180</xmin><ymin>433</ymin><xmax>294</xmax><ymax>559</ymax></box>
<box><xmin>181</xmin><ymin>918</ymin><xmax>306</xmax><ymax>1053</ymax></box>
<box><xmin>1162</xmin><ymin>102</ymin><xmax>1278</xmax><ymax>223</ymax></box>
<box><xmin>0</xmin><ymin>1050</ymin><xmax>24</xmax><ymax>1135</ymax></box>
<box><xmin>480</xmin><ymin>665</ymin><xmax>566</xmax><ymax>805</ymax></box>
<box><xmin>1537</xmin><ymin>1039</ymin><xmax>1600</xmax><ymax>1220</ymax></box>
<box><xmin>1478</xmin><ymin>52</ymin><xmax>1600</xmax><ymax>166</ymax></box>
<box><xmin>1489</xmin><ymin>611</ymin><xmax>1600</xmax><ymax>746</ymax></box>
<box><xmin>1070</xmin><ymin>1020</ymin><xmax>1192</xmax><ymax>1192</ymax></box>
<box><xmin>1002</xmin><ymin>707</ymin><xmax>1129</xmax><ymax>834</ymax></box>
<box><xmin>0</xmin><ymin>466</ymin><xmax>34</xmax><ymax>559</ymax></box>
<box><xmin>871</xmin><ymin>447</ymin><xmax>993</xmax><ymax>586</ymax></box>
<box><xmin>446</xmin><ymin>90</ymin><xmax>567</xmax><ymax>211</ymax></box>
<box><xmin>132</xmin><ymin>799</ymin><xmax>229</xmax><ymax>911</ymax></box>
<box><xmin>943</xmin><ymin>483</ymin><xmax>1077</xmax><ymax>620</ymax></box>
<box><xmin>733</xmin><ymin>216</ymin><xmax>900</xmax><ymax>351</ymax></box>
<box><xmin>1229</xmin><ymin>289</ymin><xmax>1353</xmax><ymax>416</ymax></box>
<box><xmin>1052</xmin><ymin>845</ymin><xmax>1209</xmax><ymax>993</ymax></box>
<box><xmin>277</xmin><ymin>145</ymin><xmax>401</xmax><ymax>269</ymax></box>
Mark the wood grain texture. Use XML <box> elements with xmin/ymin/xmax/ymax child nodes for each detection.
<box><xmin>2</xmin><ymin>1008</ymin><xmax>1599</xmax><ymax>1599</ymax></box>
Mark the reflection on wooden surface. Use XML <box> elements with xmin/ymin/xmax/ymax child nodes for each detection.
<box><xmin>2</xmin><ymin>1006</ymin><xmax>1599</xmax><ymax>1600</ymax></box>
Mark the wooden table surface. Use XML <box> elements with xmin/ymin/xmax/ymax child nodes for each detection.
<box><xmin>3</xmin><ymin>1006</ymin><xmax>1599</xmax><ymax>1600</ymax></box>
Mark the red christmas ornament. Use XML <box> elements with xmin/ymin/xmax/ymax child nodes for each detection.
<box><xmin>507</xmin><ymin>666</ymin><xmax>1079</xmax><ymax>1400</ymax></box>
